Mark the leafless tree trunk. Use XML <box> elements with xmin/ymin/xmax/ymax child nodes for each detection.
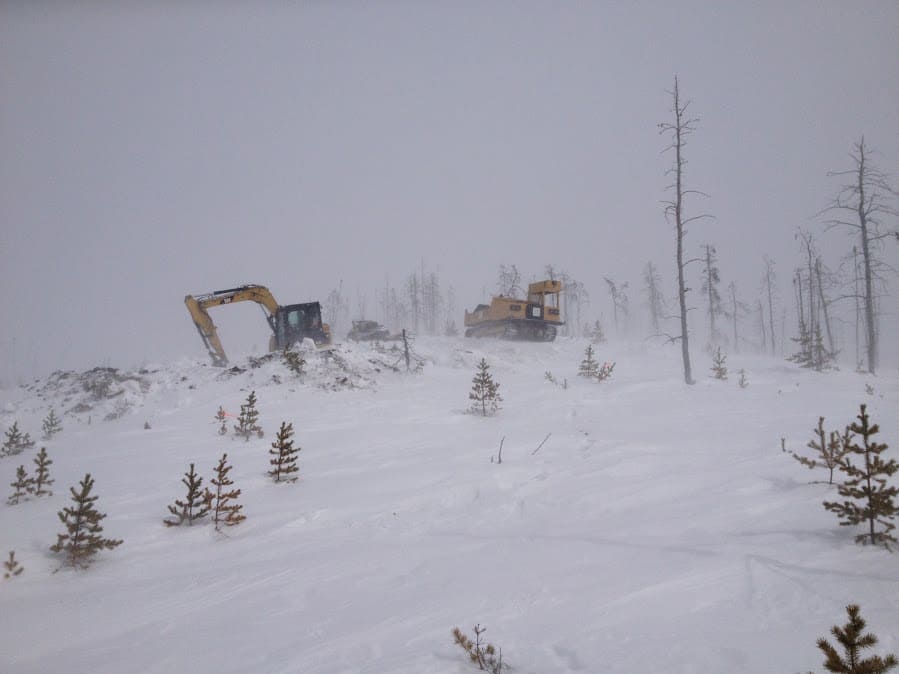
<box><xmin>762</xmin><ymin>256</ymin><xmax>777</xmax><ymax>356</ymax></box>
<box><xmin>701</xmin><ymin>244</ymin><xmax>723</xmax><ymax>347</ymax></box>
<box><xmin>643</xmin><ymin>261</ymin><xmax>665</xmax><ymax>336</ymax></box>
<box><xmin>814</xmin><ymin>258</ymin><xmax>835</xmax><ymax>356</ymax></box>
<box><xmin>728</xmin><ymin>281</ymin><xmax>748</xmax><ymax>354</ymax></box>
<box><xmin>820</xmin><ymin>137</ymin><xmax>898</xmax><ymax>374</ymax></box>
<box><xmin>660</xmin><ymin>76</ymin><xmax>709</xmax><ymax>385</ymax></box>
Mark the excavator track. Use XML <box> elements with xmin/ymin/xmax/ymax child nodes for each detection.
<box><xmin>464</xmin><ymin>320</ymin><xmax>557</xmax><ymax>342</ymax></box>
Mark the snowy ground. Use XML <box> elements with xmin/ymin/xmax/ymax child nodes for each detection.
<box><xmin>1</xmin><ymin>337</ymin><xmax>897</xmax><ymax>673</ymax></box>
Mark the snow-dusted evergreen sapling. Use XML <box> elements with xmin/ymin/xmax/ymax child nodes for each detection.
<box><xmin>823</xmin><ymin>404</ymin><xmax>898</xmax><ymax>549</ymax></box>
<box><xmin>710</xmin><ymin>346</ymin><xmax>728</xmax><ymax>380</ymax></box>
<box><xmin>791</xmin><ymin>418</ymin><xmax>849</xmax><ymax>485</ymax></box>
<box><xmin>234</xmin><ymin>390</ymin><xmax>263</xmax><ymax>441</ymax></box>
<box><xmin>7</xmin><ymin>465</ymin><xmax>32</xmax><ymax>505</ymax></box>
<box><xmin>268</xmin><ymin>421</ymin><xmax>300</xmax><ymax>483</ymax></box>
<box><xmin>31</xmin><ymin>447</ymin><xmax>54</xmax><ymax>496</ymax></box>
<box><xmin>590</xmin><ymin>319</ymin><xmax>606</xmax><ymax>344</ymax></box>
<box><xmin>208</xmin><ymin>453</ymin><xmax>245</xmax><ymax>531</ymax></box>
<box><xmin>164</xmin><ymin>463</ymin><xmax>210</xmax><ymax>526</ymax></box>
<box><xmin>816</xmin><ymin>604</ymin><xmax>897</xmax><ymax>673</ymax></box>
<box><xmin>215</xmin><ymin>406</ymin><xmax>228</xmax><ymax>435</ymax></box>
<box><xmin>50</xmin><ymin>473</ymin><xmax>123</xmax><ymax>568</ymax></box>
<box><xmin>2</xmin><ymin>421</ymin><xmax>35</xmax><ymax>457</ymax></box>
<box><xmin>41</xmin><ymin>408</ymin><xmax>62</xmax><ymax>440</ymax></box>
<box><xmin>469</xmin><ymin>358</ymin><xmax>502</xmax><ymax>417</ymax></box>
<box><xmin>4</xmin><ymin>550</ymin><xmax>23</xmax><ymax>580</ymax></box>
<box><xmin>578</xmin><ymin>344</ymin><xmax>599</xmax><ymax>378</ymax></box>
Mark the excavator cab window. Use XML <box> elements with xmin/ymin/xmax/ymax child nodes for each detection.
<box><xmin>286</xmin><ymin>308</ymin><xmax>305</xmax><ymax>329</ymax></box>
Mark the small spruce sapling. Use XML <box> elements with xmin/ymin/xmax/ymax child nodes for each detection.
<box><xmin>4</xmin><ymin>550</ymin><xmax>23</xmax><ymax>580</ymax></box>
<box><xmin>234</xmin><ymin>390</ymin><xmax>263</xmax><ymax>441</ymax></box>
<box><xmin>164</xmin><ymin>463</ymin><xmax>211</xmax><ymax>526</ymax></box>
<box><xmin>469</xmin><ymin>359</ymin><xmax>502</xmax><ymax>417</ymax></box>
<box><xmin>452</xmin><ymin>624</ymin><xmax>508</xmax><ymax>673</ymax></box>
<box><xmin>268</xmin><ymin>421</ymin><xmax>300</xmax><ymax>483</ymax></box>
<box><xmin>41</xmin><ymin>408</ymin><xmax>63</xmax><ymax>440</ymax></box>
<box><xmin>711</xmin><ymin>346</ymin><xmax>728</xmax><ymax>380</ymax></box>
<box><xmin>215</xmin><ymin>406</ymin><xmax>228</xmax><ymax>435</ymax></box>
<box><xmin>2</xmin><ymin>421</ymin><xmax>35</xmax><ymax>457</ymax></box>
<box><xmin>31</xmin><ymin>447</ymin><xmax>54</xmax><ymax>497</ymax></box>
<box><xmin>207</xmin><ymin>453</ymin><xmax>246</xmax><ymax>531</ymax></box>
<box><xmin>578</xmin><ymin>344</ymin><xmax>599</xmax><ymax>378</ymax></box>
<box><xmin>7</xmin><ymin>465</ymin><xmax>33</xmax><ymax>505</ymax></box>
<box><xmin>823</xmin><ymin>404</ymin><xmax>898</xmax><ymax>549</ymax></box>
<box><xmin>50</xmin><ymin>473</ymin><xmax>123</xmax><ymax>568</ymax></box>
<box><xmin>816</xmin><ymin>604</ymin><xmax>897</xmax><ymax>673</ymax></box>
<box><xmin>791</xmin><ymin>417</ymin><xmax>850</xmax><ymax>485</ymax></box>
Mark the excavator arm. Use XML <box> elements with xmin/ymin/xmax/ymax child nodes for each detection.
<box><xmin>184</xmin><ymin>284</ymin><xmax>281</xmax><ymax>367</ymax></box>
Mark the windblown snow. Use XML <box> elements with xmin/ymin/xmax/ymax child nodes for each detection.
<box><xmin>1</xmin><ymin>338</ymin><xmax>897</xmax><ymax>673</ymax></box>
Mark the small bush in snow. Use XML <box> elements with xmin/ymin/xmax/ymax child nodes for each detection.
<box><xmin>791</xmin><ymin>417</ymin><xmax>850</xmax><ymax>485</ymax></box>
<box><xmin>816</xmin><ymin>604</ymin><xmax>897</xmax><ymax>673</ymax></box>
<box><xmin>544</xmin><ymin>371</ymin><xmax>566</xmax><ymax>389</ymax></box>
<box><xmin>41</xmin><ymin>408</ymin><xmax>63</xmax><ymax>440</ymax></box>
<box><xmin>823</xmin><ymin>404</ymin><xmax>898</xmax><ymax>549</ymax></box>
<box><xmin>2</xmin><ymin>422</ymin><xmax>35</xmax><ymax>457</ymax></box>
<box><xmin>469</xmin><ymin>359</ymin><xmax>501</xmax><ymax>417</ymax></box>
<box><xmin>595</xmin><ymin>361</ymin><xmax>615</xmax><ymax>383</ymax></box>
<box><xmin>164</xmin><ymin>463</ymin><xmax>210</xmax><ymax>527</ymax></box>
<box><xmin>3</xmin><ymin>550</ymin><xmax>23</xmax><ymax>580</ymax></box>
<box><xmin>452</xmin><ymin>624</ymin><xmax>508</xmax><ymax>673</ymax></box>
<box><xmin>282</xmin><ymin>347</ymin><xmax>306</xmax><ymax>377</ymax></box>
<box><xmin>234</xmin><ymin>390</ymin><xmax>263</xmax><ymax>441</ymax></box>
<box><xmin>268</xmin><ymin>421</ymin><xmax>300</xmax><ymax>483</ymax></box>
<box><xmin>51</xmin><ymin>473</ymin><xmax>123</xmax><ymax>569</ymax></box>
<box><xmin>208</xmin><ymin>453</ymin><xmax>245</xmax><ymax>531</ymax></box>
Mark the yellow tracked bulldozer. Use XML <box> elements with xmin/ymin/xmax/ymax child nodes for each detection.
<box><xmin>464</xmin><ymin>280</ymin><xmax>563</xmax><ymax>341</ymax></box>
<box><xmin>184</xmin><ymin>284</ymin><xmax>331</xmax><ymax>366</ymax></box>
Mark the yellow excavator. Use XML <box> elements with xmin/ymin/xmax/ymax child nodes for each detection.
<box><xmin>464</xmin><ymin>279</ymin><xmax>563</xmax><ymax>341</ymax></box>
<box><xmin>184</xmin><ymin>284</ymin><xmax>331</xmax><ymax>366</ymax></box>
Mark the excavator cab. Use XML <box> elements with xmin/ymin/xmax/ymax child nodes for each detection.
<box><xmin>274</xmin><ymin>302</ymin><xmax>330</xmax><ymax>350</ymax></box>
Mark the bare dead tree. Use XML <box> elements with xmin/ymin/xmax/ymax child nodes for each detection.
<box><xmin>820</xmin><ymin>137</ymin><xmax>898</xmax><ymax>374</ymax></box>
<box><xmin>761</xmin><ymin>256</ymin><xmax>778</xmax><ymax>356</ymax></box>
<box><xmin>660</xmin><ymin>76</ymin><xmax>710</xmax><ymax>385</ymax></box>
<box><xmin>643</xmin><ymin>261</ymin><xmax>666</xmax><ymax>336</ymax></box>
<box><xmin>497</xmin><ymin>264</ymin><xmax>523</xmax><ymax>297</ymax></box>
<box><xmin>727</xmin><ymin>281</ymin><xmax>749</xmax><ymax>354</ymax></box>
<box><xmin>700</xmin><ymin>244</ymin><xmax>724</xmax><ymax>347</ymax></box>
<box><xmin>603</xmin><ymin>277</ymin><xmax>629</xmax><ymax>337</ymax></box>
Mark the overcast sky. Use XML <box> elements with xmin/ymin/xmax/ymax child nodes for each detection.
<box><xmin>2</xmin><ymin>1</ymin><xmax>897</xmax><ymax>382</ymax></box>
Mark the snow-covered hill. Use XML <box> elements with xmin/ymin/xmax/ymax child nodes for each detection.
<box><xmin>1</xmin><ymin>338</ymin><xmax>897</xmax><ymax>673</ymax></box>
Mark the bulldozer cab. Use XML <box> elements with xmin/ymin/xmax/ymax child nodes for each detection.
<box><xmin>275</xmin><ymin>302</ymin><xmax>328</xmax><ymax>348</ymax></box>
